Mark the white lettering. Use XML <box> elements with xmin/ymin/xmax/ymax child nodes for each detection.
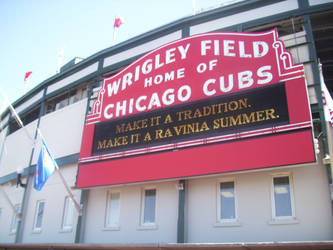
<box><xmin>177</xmin><ymin>68</ymin><xmax>185</xmax><ymax>78</ymax></box>
<box><xmin>144</xmin><ymin>77</ymin><xmax>153</xmax><ymax>87</ymax></box>
<box><xmin>136</xmin><ymin>96</ymin><xmax>147</xmax><ymax>112</ymax></box>
<box><xmin>197</xmin><ymin>63</ymin><xmax>207</xmax><ymax>73</ymax></box>
<box><xmin>203</xmin><ymin>79</ymin><xmax>216</xmax><ymax>96</ymax></box>
<box><xmin>165</xmin><ymin>71</ymin><xmax>174</xmax><ymax>82</ymax></box>
<box><xmin>142</xmin><ymin>59</ymin><xmax>153</xmax><ymax>74</ymax></box>
<box><xmin>201</xmin><ymin>40</ymin><xmax>211</xmax><ymax>56</ymax></box>
<box><xmin>129</xmin><ymin>98</ymin><xmax>134</xmax><ymax>114</ymax></box>
<box><xmin>162</xmin><ymin>89</ymin><xmax>175</xmax><ymax>105</ymax></box>
<box><xmin>257</xmin><ymin>65</ymin><xmax>273</xmax><ymax>84</ymax></box>
<box><xmin>178</xmin><ymin>43</ymin><xmax>191</xmax><ymax>59</ymax></box>
<box><xmin>166</xmin><ymin>48</ymin><xmax>176</xmax><ymax>64</ymax></box>
<box><xmin>154</xmin><ymin>75</ymin><xmax>163</xmax><ymax>85</ymax></box>
<box><xmin>134</xmin><ymin>65</ymin><xmax>140</xmax><ymax>81</ymax></box>
<box><xmin>209</xmin><ymin>59</ymin><xmax>218</xmax><ymax>70</ymax></box>
<box><xmin>122</xmin><ymin>72</ymin><xmax>133</xmax><ymax>90</ymax></box>
<box><xmin>238</xmin><ymin>70</ymin><xmax>253</xmax><ymax>89</ymax></box>
<box><xmin>253</xmin><ymin>41</ymin><xmax>268</xmax><ymax>58</ymax></box>
<box><xmin>116</xmin><ymin>100</ymin><xmax>127</xmax><ymax>117</ymax></box>
<box><xmin>214</xmin><ymin>40</ymin><xmax>220</xmax><ymax>55</ymax></box>
<box><xmin>223</xmin><ymin>40</ymin><xmax>235</xmax><ymax>57</ymax></box>
<box><xmin>155</xmin><ymin>54</ymin><xmax>164</xmax><ymax>69</ymax></box>
<box><xmin>239</xmin><ymin>41</ymin><xmax>252</xmax><ymax>58</ymax></box>
<box><xmin>107</xmin><ymin>79</ymin><xmax>121</xmax><ymax>97</ymax></box>
<box><xmin>178</xmin><ymin>85</ymin><xmax>191</xmax><ymax>102</ymax></box>
<box><xmin>220</xmin><ymin>74</ymin><xmax>234</xmax><ymax>93</ymax></box>
<box><xmin>148</xmin><ymin>93</ymin><xmax>161</xmax><ymax>109</ymax></box>
<box><xmin>104</xmin><ymin>104</ymin><xmax>114</xmax><ymax>119</ymax></box>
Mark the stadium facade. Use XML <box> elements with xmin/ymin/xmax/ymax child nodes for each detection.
<box><xmin>1</xmin><ymin>0</ymin><xmax>333</xmax><ymax>247</ymax></box>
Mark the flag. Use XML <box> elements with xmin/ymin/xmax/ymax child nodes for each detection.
<box><xmin>57</xmin><ymin>48</ymin><xmax>64</xmax><ymax>73</ymax></box>
<box><xmin>114</xmin><ymin>16</ymin><xmax>124</xmax><ymax>28</ymax></box>
<box><xmin>24</xmin><ymin>71</ymin><xmax>32</xmax><ymax>84</ymax></box>
<box><xmin>34</xmin><ymin>139</ymin><xmax>57</xmax><ymax>191</ymax></box>
<box><xmin>192</xmin><ymin>0</ymin><xmax>196</xmax><ymax>15</ymax></box>
<box><xmin>320</xmin><ymin>63</ymin><xmax>333</xmax><ymax>127</ymax></box>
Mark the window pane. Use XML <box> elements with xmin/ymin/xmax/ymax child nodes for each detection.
<box><xmin>274</xmin><ymin>176</ymin><xmax>292</xmax><ymax>217</ymax></box>
<box><xmin>220</xmin><ymin>182</ymin><xmax>235</xmax><ymax>220</ymax></box>
<box><xmin>11</xmin><ymin>205</ymin><xmax>20</xmax><ymax>232</ymax></box>
<box><xmin>62</xmin><ymin>197</ymin><xmax>74</xmax><ymax>229</ymax></box>
<box><xmin>35</xmin><ymin>201</ymin><xmax>45</xmax><ymax>229</ymax></box>
<box><xmin>143</xmin><ymin>189</ymin><xmax>156</xmax><ymax>223</ymax></box>
<box><xmin>107</xmin><ymin>192</ymin><xmax>120</xmax><ymax>226</ymax></box>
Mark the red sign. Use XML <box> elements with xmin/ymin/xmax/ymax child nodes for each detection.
<box><xmin>76</xmin><ymin>29</ymin><xmax>315</xmax><ymax>188</ymax></box>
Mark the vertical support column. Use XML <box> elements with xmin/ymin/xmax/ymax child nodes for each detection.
<box><xmin>177</xmin><ymin>179</ymin><xmax>186</xmax><ymax>243</ymax></box>
<box><xmin>74</xmin><ymin>190</ymin><xmax>87</xmax><ymax>243</ymax></box>
<box><xmin>73</xmin><ymin>84</ymin><xmax>93</xmax><ymax>244</ymax></box>
<box><xmin>303</xmin><ymin>15</ymin><xmax>333</xmax><ymax>192</ymax></box>
<box><xmin>237</xmin><ymin>23</ymin><xmax>243</xmax><ymax>32</ymax></box>
<box><xmin>74</xmin><ymin>58</ymin><xmax>104</xmax><ymax>243</ymax></box>
<box><xmin>182</xmin><ymin>26</ymin><xmax>190</xmax><ymax>38</ymax></box>
<box><xmin>15</xmin><ymin>88</ymin><xmax>47</xmax><ymax>243</ymax></box>
<box><xmin>303</xmin><ymin>14</ymin><xmax>331</xmax><ymax>168</ymax></box>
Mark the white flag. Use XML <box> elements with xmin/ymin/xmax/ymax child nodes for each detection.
<box><xmin>320</xmin><ymin>63</ymin><xmax>333</xmax><ymax>127</ymax></box>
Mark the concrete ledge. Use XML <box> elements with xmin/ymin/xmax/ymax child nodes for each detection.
<box><xmin>1</xmin><ymin>241</ymin><xmax>333</xmax><ymax>250</ymax></box>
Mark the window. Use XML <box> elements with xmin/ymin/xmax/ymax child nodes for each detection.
<box><xmin>141</xmin><ymin>188</ymin><xmax>156</xmax><ymax>225</ymax></box>
<box><xmin>44</xmin><ymin>83</ymin><xmax>89</xmax><ymax>115</ymax></box>
<box><xmin>220</xmin><ymin>182</ymin><xmax>236</xmax><ymax>220</ymax></box>
<box><xmin>33</xmin><ymin>200</ymin><xmax>45</xmax><ymax>232</ymax></box>
<box><xmin>69</xmin><ymin>87</ymin><xmax>87</xmax><ymax>105</ymax></box>
<box><xmin>8</xmin><ymin>105</ymin><xmax>41</xmax><ymax>135</ymax></box>
<box><xmin>24</xmin><ymin>105</ymin><xmax>41</xmax><ymax>125</ymax></box>
<box><xmin>10</xmin><ymin>204</ymin><xmax>21</xmax><ymax>233</ymax></box>
<box><xmin>105</xmin><ymin>192</ymin><xmax>120</xmax><ymax>229</ymax></box>
<box><xmin>271</xmin><ymin>175</ymin><xmax>296</xmax><ymax>220</ymax></box>
<box><xmin>217</xmin><ymin>180</ymin><xmax>238</xmax><ymax>224</ymax></box>
<box><xmin>61</xmin><ymin>197</ymin><xmax>74</xmax><ymax>231</ymax></box>
<box><xmin>45</xmin><ymin>93</ymin><xmax>69</xmax><ymax>114</ymax></box>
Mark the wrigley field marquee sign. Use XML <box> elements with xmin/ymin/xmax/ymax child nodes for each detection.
<box><xmin>76</xmin><ymin>30</ymin><xmax>315</xmax><ymax>188</ymax></box>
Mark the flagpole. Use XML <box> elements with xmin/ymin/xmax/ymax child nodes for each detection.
<box><xmin>0</xmin><ymin>185</ymin><xmax>19</xmax><ymax>215</ymax></box>
<box><xmin>24</xmin><ymin>82</ymin><xmax>28</xmax><ymax>94</ymax></box>
<box><xmin>112</xmin><ymin>16</ymin><xmax>124</xmax><ymax>46</ymax></box>
<box><xmin>112</xmin><ymin>26</ymin><xmax>117</xmax><ymax>45</ymax></box>
<box><xmin>57</xmin><ymin>167</ymin><xmax>82</xmax><ymax>214</ymax></box>
<box><xmin>319</xmin><ymin>62</ymin><xmax>333</xmax><ymax>189</ymax></box>
<box><xmin>57</xmin><ymin>48</ymin><xmax>64</xmax><ymax>73</ymax></box>
<box><xmin>24</xmin><ymin>72</ymin><xmax>32</xmax><ymax>94</ymax></box>
<box><xmin>192</xmin><ymin>0</ymin><xmax>197</xmax><ymax>15</ymax></box>
<box><xmin>36</xmin><ymin>129</ymin><xmax>82</xmax><ymax>214</ymax></box>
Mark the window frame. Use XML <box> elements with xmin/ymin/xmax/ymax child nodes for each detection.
<box><xmin>10</xmin><ymin>204</ymin><xmax>21</xmax><ymax>234</ymax></box>
<box><xmin>216</xmin><ymin>178</ymin><xmax>240</xmax><ymax>227</ymax></box>
<box><xmin>270</xmin><ymin>173</ymin><xmax>297</xmax><ymax>222</ymax></box>
<box><xmin>104</xmin><ymin>190</ymin><xmax>121</xmax><ymax>230</ymax></box>
<box><xmin>61</xmin><ymin>196</ymin><xmax>75</xmax><ymax>232</ymax></box>
<box><xmin>139</xmin><ymin>187</ymin><xmax>157</xmax><ymax>229</ymax></box>
<box><xmin>33</xmin><ymin>200</ymin><xmax>45</xmax><ymax>233</ymax></box>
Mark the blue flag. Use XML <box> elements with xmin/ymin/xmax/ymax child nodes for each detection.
<box><xmin>34</xmin><ymin>140</ymin><xmax>57</xmax><ymax>191</ymax></box>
